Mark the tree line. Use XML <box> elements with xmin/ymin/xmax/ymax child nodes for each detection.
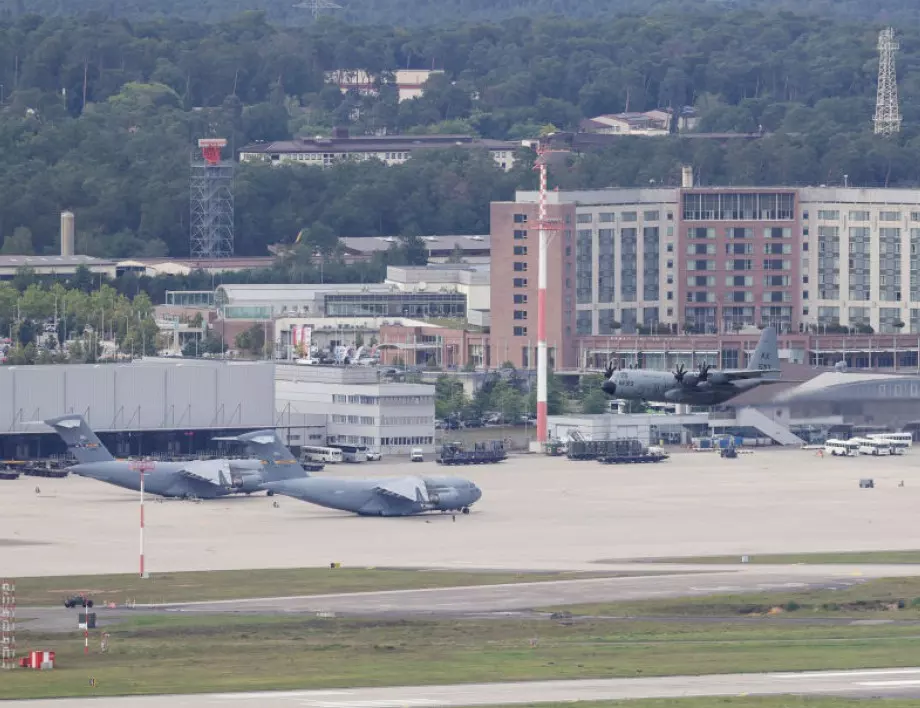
<box><xmin>0</xmin><ymin>10</ymin><xmax>919</xmax><ymax>259</ymax></box>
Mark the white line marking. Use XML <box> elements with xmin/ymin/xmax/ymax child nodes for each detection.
<box><xmin>776</xmin><ymin>668</ymin><xmax>920</xmax><ymax>679</ymax></box>
<box><xmin>218</xmin><ymin>691</ymin><xmax>352</xmax><ymax>700</ymax></box>
<box><xmin>857</xmin><ymin>680</ymin><xmax>920</xmax><ymax>687</ymax></box>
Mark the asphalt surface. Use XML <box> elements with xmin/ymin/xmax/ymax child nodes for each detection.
<box><xmin>15</xmin><ymin>565</ymin><xmax>876</xmax><ymax>631</ymax></box>
<box><xmin>10</xmin><ymin>668</ymin><xmax>920</xmax><ymax>706</ymax></box>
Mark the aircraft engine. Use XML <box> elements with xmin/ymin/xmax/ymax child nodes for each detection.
<box><xmin>428</xmin><ymin>487</ymin><xmax>459</xmax><ymax>508</ymax></box>
<box><xmin>680</xmin><ymin>373</ymin><xmax>699</xmax><ymax>387</ymax></box>
<box><xmin>706</xmin><ymin>372</ymin><xmax>729</xmax><ymax>385</ymax></box>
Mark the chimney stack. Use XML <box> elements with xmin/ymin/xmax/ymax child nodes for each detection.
<box><xmin>681</xmin><ymin>165</ymin><xmax>694</xmax><ymax>189</ymax></box>
<box><xmin>60</xmin><ymin>211</ymin><xmax>75</xmax><ymax>257</ymax></box>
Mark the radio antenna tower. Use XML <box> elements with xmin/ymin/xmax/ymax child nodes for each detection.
<box><xmin>293</xmin><ymin>0</ymin><xmax>343</xmax><ymax>19</ymax></box>
<box><xmin>874</xmin><ymin>27</ymin><xmax>901</xmax><ymax>137</ymax></box>
<box><xmin>190</xmin><ymin>138</ymin><xmax>234</xmax><ymax>259</ymax></box>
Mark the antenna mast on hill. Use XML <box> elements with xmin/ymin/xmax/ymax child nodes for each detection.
<box><xmin>874</xmin><ymin>27</ymin><xmax>901</xmax><ymax>137</ymax></box>
<box><xmin>293</xmin><ymin>0</ymin><xmax>343</xmax><ymax>20</ymax></box>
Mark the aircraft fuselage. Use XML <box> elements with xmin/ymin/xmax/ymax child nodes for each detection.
<box><xmin>267</xmin><ymin>475</ymin><xmax>482</xmax><ymax>516</ymax></box>
<box><xmin>69</xmin><ymin>460</ymin><xmax>266</xmax><ymax>499</ymax></box>
<box><xmin>602</xmin><ymin>370</ymin><xmax>765</xmax><ymax>406</ymax></box>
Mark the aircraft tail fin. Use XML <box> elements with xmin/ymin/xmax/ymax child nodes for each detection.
<box><xmin>747</xmin><ymin>326</ymin><xmax>779</xmax><ymax>379</ymax></box>
<box><xmin>217</xmin><ymin>429</ymin><xmax>308</xmax><ymax>483</ymax></box>
<box><xmin>43</xmin><ymin>415</ymin><xmax>115</xmax><ymax>464</ymax></box>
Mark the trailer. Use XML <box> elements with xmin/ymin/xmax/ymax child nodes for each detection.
<box><xmin>598</xmin><ymin>451</ymin><xmax>669</xmax><ymax>464</ymax></box>
<box><xmin>437</xmin><ymin>440</ymin><xmax>507</xmax><ymax>465</ymax></box>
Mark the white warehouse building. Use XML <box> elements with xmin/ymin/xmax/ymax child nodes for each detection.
<box><xmin>275</xmin><ymin>365</ymin><xmax>436</xmax><ymax>455</ymax></box>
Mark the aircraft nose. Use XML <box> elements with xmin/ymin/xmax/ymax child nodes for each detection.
<box><xmin>471</xmin><ymin>486</ymin><xmax>482</xmax><ymax>502</ymax></box>
<box><xmin>602</xmin><ymin>379</ymin><xmax>616</xmax><ymax>396</ymax></box>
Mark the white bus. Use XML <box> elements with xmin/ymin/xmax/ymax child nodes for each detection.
<box><xmin>854</xmin><ymin>438</ymin><xmax>892</xmax><ymax>456</ymax></box>
<box><xmin>824</xmin><ymin>439</ymin><xmax>859</xmax><ymax>456</ymax></box>
<box><xmin>300</xmin><ymin>446</ymin><xmax>344</xmax><ymax>464</ymax></box>
<box><xmin>868</xmin><ymin>433</ymin><xmax>912</xmax><ymax>454</ymax></box>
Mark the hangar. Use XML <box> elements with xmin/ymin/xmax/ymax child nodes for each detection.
<box><xmin>0</xmin><ymin>359</ymin><xmax>275</xmax><ymax>459</ymax></box>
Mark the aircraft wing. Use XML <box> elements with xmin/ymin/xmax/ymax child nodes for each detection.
<box><xmin>373</xmin><ymin>476</ymin><xmax>429</xmax><ymax>503</ymax></box>
<box><xmin>178</xmin><ymin>459</ymin><xmax>233</xmax><ymax>487</ymax></box>
<box><xmin>718</xmin><ymin>368</ymin><xmax>782</xmax><ymax>380</ymax></box>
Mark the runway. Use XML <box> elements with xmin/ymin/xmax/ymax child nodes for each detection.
<box><xmin>9</xmin><ymin>668</ymin><xmax>920</xmax><ymax>706</ymax></box>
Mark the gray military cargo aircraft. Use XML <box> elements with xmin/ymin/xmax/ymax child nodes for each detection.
<box><xmin>222</xmin><ymin>430</ymin><xmax>483</xmax><ymax>516</ymax></box>
<box><xmin>601</xmin><ymin>326</ymin><xmax>782</xmax><ymax>405</ymax></box>
<box><xmin>42</xmin><ymin>415</ymin><xmax>305</xmax><ymax>499</ymax></box>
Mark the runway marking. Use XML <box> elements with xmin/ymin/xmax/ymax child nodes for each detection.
<box><xmin>301</xmin><ymin>700</ymin><xmax>440</xmax><ymax>707</ymax></box>
<box><xmin>857</xmin><ymin>680</ymin><xmax>920</xmax><ymax>687</ymax></box>
<box><xmin>775</xmin><ymin>668</ymin><xmax>920</xmax><ymax>679</ymax></box>
<box><xmin>217</xmin><ymin>691</ymin><xmax>352</xmax><ymax>700</ymax></box>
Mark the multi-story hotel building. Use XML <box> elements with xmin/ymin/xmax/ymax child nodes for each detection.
<box><xmin>490</xmin><ymin>170</ymin><xmax>920</xmax><ymax>368</ymax></box>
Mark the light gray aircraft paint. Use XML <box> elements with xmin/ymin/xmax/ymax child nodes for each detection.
<box><xmin>228</xmin><ymin>431</ymin><xmax>482</xmax><ymax>517</ymax></box>
<box><xmin>42</xmin><ymin>416</ymin><xmax>304</xmax><ymax>499</ymax></box>
<box><xmin>601</xmin><ymin>326</ymin><xmax>783</xmax><ymax>405</ymax></box>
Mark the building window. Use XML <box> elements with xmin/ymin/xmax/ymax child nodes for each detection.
<box><xmin>849</xmin><ymin>210</ymin><xmax>870</xmax><ymax>221</ymax></box>
<box><xmin>817</xmin><ymin>210</ymin><xmax>839</xmax><ymax>220</ymax></box>
<box><xmin>513</xmin><ymin>326</ymin><xmax>528</xmax><ymax>336</ymax></box>
<box><xmin>514</xmin><ymin>310</ymin><xmax>528</xmax><ymax>320</ymax></box>
<box><xmin>621</xmin><ymin>211</ymin><xmax>637</xmax><ymax>222</ymax></box>
<box><xmin>643</xmin><ymin>210</ymin><xmax>660</xmax><ymax>221</ymax></box>
<box><xmin>513</xmin><ymin>229</ymin><xmax>527</xmax><ymax>240</ymax></box>
<box><xmin>689</xmin><ymin>227</ymin><xmax>715</xmax><ymax>239</ymax></box>
<box><xmin>514</xmin><ymin>262</ymin><xmax>528</xmax><ymax>272</ymax></box>
<box><xmin>576</xmin><ymin>213</ymin><xmax>593</xmax><ymax>223</ymax></box>
<box><xmin>599</xmin><ymin>212</ymin><xmax>615</xmax><ymax>222</ymax></box>
<box><xmin>880</xmin><ymin>211</ymin><xmax>902</xmax><ymax>221</ymax></box>
<box><xmin>513</xmin><ymin>293</ymin><xmax>528</xmax><ymax>304</ymax></box>
<box><xmin>513</xmin><ymin>213</ymin><xmax>528</xmax><ymax>223</ymax></box>
<box><xmin>513</xmin><ymin>245</ymin><xmax>528</xmax><ymax>255</ymax></box>
<box><xmin>513</xmin><ymin>278</ymin><xmax>528</xmax><ymax>288</ymax></box>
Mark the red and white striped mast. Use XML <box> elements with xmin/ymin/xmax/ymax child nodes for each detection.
<box><xmin>534</xmin><ymin>142</ymin><xmax>563</xmax><ymax>447</ymax></box>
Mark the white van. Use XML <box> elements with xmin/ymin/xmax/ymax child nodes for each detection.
<box><xmin>410</xmin><ymin>448</ymin><xmax>424</xmax><ymax>462</ymax></box>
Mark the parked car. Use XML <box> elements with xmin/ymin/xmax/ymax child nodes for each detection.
<box><xmin>365</xmin><ymin>449</ymin><xmax>382</xmax><ymax>461</ymax></box>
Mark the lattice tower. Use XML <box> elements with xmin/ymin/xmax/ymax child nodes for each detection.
<box><xmin>874</xmin><ymin>27</ymin><xmax>901</xmax><ymax>137</ymax></box>
<box><xmin>190</xmin><ymin>138</ymin><xmax>234</xmax><ymax>259</ymax></box>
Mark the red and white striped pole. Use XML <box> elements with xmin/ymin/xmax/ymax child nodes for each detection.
<box><xmin>536</xmin><ymin>150</ymin><xmax>549</xmax><ymax>446</ymax></box>
<box><xmin>135</xmin><ymin>462</ymin><xmax>152</xmax><ymax>579</ymax></box>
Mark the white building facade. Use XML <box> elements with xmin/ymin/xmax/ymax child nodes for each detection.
<box><xmin>275</xmin><ymin>365</ymin><xmax>436</xmax><ymax>455</ymax></box>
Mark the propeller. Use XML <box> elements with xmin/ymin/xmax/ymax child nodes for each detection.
<box><xmin>603</xmin><ymin>361</ymin><xmax>618</xmax><ymax>379</ymax></box>
<box><xmin>673</xmin><ymin>363</ymin><xmax>686</xmax><ymax>382</ymax></box>
<box><xmin>698</xmin><ymin>362</ymin><xmax>711</xmax><ymax>382</ymax></box>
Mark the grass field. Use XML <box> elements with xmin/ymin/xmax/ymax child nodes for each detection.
<box><xmin>7</xmin><ymin>612</ymin><xmax>920</xmax><ymax>699</ymax></box>
<box><xmin>12</xmin><ymin>567</ymin><xmax>607</xmax><ymax>607</ymax></box>
<box><xmin>545</xmin><ymin>577</ymin><xmax>920</xmax><ymax>618</ymax></box>
<box><xmin>643</xmin><ymin>550</ymin><xmax>920</xmax><ymax>565</ymax></box>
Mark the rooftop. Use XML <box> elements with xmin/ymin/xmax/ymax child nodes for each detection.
<box><xmin>240</xmin><ymin>135</ymin><xmax>516</xmax><ymax>155</ymax></box>
<box><xmin>340</xmin><ymin>234</ymin><xmax>490</xmax><ymax>254</ymax></box>
<box><xmin>0</xmin><ymin>255</ymin><xmax>114</xmax><ymax>267</ymax></box>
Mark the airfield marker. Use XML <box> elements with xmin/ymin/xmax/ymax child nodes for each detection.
<box><xmin>132</xmin><ymin>461</ymin><xmax>154</xmax><ymax>579</ymax></box>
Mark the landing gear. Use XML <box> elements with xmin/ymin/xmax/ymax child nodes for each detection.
<box><xmin>266</xmin><ymin>490</ymin><xmax>274</xmax><ymax>497</ymax></box>
<box><xmin>461</xmin><ymin>507</ymin><xmax>470</xmax><ymax>515</ymax></box>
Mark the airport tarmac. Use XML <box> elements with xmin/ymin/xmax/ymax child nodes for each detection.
<box><xmin>3</xmin><ymin>449</ymin><xmax>920</xmax><ymax>578</ymax></box>
<box><xmin>8</xmin><ymin>668</ymin><xmax>920</xmax><ymax>706</ymax></box>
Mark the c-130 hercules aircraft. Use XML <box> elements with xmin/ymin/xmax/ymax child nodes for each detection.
<box><xmin>601</xmin><ymin>326</ymin><xmax>783</xmax><ymax>405</ymax></box>
<box><xmin>42</xmin><ymin>415</ymin><xmax>305</xmax><ymax>498</ymax></box>
<box><xmin>221</xmin><ymin>430</ymin><xmax>483</xmax><ymax>517</ymax></box>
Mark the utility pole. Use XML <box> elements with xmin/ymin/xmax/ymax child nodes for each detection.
<box><xmin>874</xmin><ymin>27</ymin><xmax>901</xmax><ymax>137</ymax></box>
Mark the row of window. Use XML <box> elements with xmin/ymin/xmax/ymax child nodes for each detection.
<box><xmin>331</xmin><ymin>415</ymin><xmax>377</xmax><ymax>425</ymax></box>
<box><xmin>330</xmin><ymin>394</ymin><xmax>382</xmax><ymax>405</ymax></box>
<box><xmin>688</xmin><ymin>227</ymin><xmax>792</xmax><ymax>239</ymax></box>
<box><xmin>687</xmin><ymin>275</ymin><xmax>792</xmax><ymax>287</ymax></box>
<box><xmin>330</xmin><ymin>394</ymin><xmax>434</xmax><ymax>406</ymax></box>
<box><xmin>687</xmin><ymin>291</ymin><xmax>794</xmax><ymax>304</ymax></box>
<box><xmin>380</xmin><ymin>417</ymin><xmax>434</xmax><ymax>426</ymax></box>
<box><xmin>380</xmin><ymin>437</ymin><xmax>434</xmax><ymax>446</ymax></box>
<box><xmin>688</xmin><ymin>259</ymin><xmax>792</xmax><ymax>271</ymax></box>
<box><xmin>688</xmin><ymin>243</ymin><xmax>793</xmax><ymax>255</ymax></box>
<box><xmin>577</xmin><ymin>210</ymin><xmax>669</xmax><ymax>223</ymax></box>
<box><xmin>814</xmin><ymin>210</ymin><xmax>920</xmax><ymax>222</ymax></box>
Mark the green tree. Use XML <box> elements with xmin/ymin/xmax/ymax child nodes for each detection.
<box><xmin>581</xmin><ymin>388</ymin><xmax>611</xmax><ymax>414</ymax></box>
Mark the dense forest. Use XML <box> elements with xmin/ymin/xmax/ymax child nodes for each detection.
<box><xmin>5</xmin><ymin>0</ymin><xmax>920</xmax><ymax>27</ymax></box>
<box><xmin>0</xmin><ymin>10</ymin><xmax>919</xmax><ymax>259</ymax></box>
